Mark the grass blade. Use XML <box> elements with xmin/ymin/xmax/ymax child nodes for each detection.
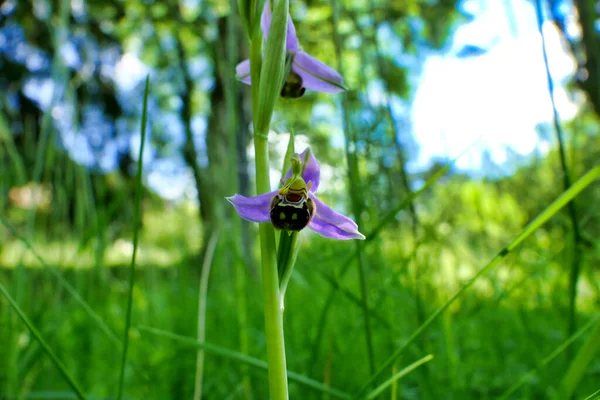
<box><xmin>116</xmin><ymin>75</ymin><xmax>150</xmax><ymax>400</ymax></box>
<box><xmin>583</xmin><ymin>388</ymin><xmax>600</xmax><ymax>400</ymax></box>
<box><xmin>560</xmin><ymin>317</ymin><xmax>600</xmax><ymax>398</ymax></box>
<box><xmin>306</xmin><ymin>146</ymin><xmax>466</xmax><ymax>373</ymax></box>
<box><xmin>0</xmin><ymin>216</ymin><xmax>119</xmax><ymax>345</ymax></box>
<box><xmin>138</xmin><ymin>326</ymin><xmax>352</xmax><ymax>399</ymax></box>
<box><xmin>318</xmin><ymin>270</ymin><xmax>391</xmax><ymax>328</ymax></box>
<box><xmin>366</xmin><ymin>164</ymin><xmax>450</xmax><ymax>241</ymax></box>
<box><xmin>498</xmin><ymin>315</ymin><xmax>599</xmax><ymax>400</ymax></box>
<box><xmin>365</xmin><ymin>355</ymin><xmax>434</xmax><ymax>400</ymax></box>
<box><xmin>0</xmin><ymin>282</ymin><xmax>88</xmax><ymax>400</ymax></box>
<box><xmin>534</xmin><ymin>0</ymin><xmax>582</xmax><ymax>340</ymax></box>
<box><xmin>193</xmin><ymin>231</ymin><xmax>220</xmax><ymax>400</ymax></box>
<box><xmin>366</xmin><ymin>143</ymin><xmax>475</xmax><ymax>242</ymax></box>
<box><xmin>0</xmin><ymin>116</ymin><xmax>27</xmax><ymax>185</ymax></box>
<box><xmin>330</xmin><ymin>0</ymin><xmax>375</xmax><ymax>378</ymax></box>
<box><xmin>354</xmin><ymin>165</ymin><xmax>600</xmax><ymax>396</ymax></box>
<box><xmin>27</xmin><ymin>0</ymin><xmax>70</xmax><ymax>235</ymax></box>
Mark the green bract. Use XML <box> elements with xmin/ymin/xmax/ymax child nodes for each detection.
<box><xmin>254</xmin><ymin>0</ymin><xmax>289</xmax><ymax>137</ymax></box>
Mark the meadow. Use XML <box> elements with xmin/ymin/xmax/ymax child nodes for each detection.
<box><xmin>2</xmin><ymin>132</ymin><xmax>600</xmax><ymax>399</ymax></box>
<box><xmin>2</xmin><ymin>0</ymin><xmax>600</xmax><ymax>399</ymax></box>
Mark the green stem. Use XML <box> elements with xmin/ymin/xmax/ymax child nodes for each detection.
<box><xmin>0</xmin><ymin>282</ymin><xmax>88</xmax><ymax>400</ymax></box>
<box><xmin>225</xmin><ymin>2</ymin><xmax>252</xmax><ymax>396</ymax></box>
<box><xmin>534</xmin><ymin>0</ymin><xmax>582</xmax><ymax>342</ymax></box>
<box><xmin>250</xmin><ymin>32</ymin><xmax>289</xmax><ymax>399</ymax></box>
<box><xmin>498</xmin><ymin>315</ymin><xmax>599</xmax><ymax>400</ymax></box>
<box><xmin>330</xmin><ymin>0</ymin><xmax>375</xmax><ymax>378</ymax></box>
<box><xmin>116</xmin><ymin>76</ymin><xmax>150</xmax><ymax>400</ymax></box>
<box><xmin>193</xmin><ymin>231</ymin><xmax>220</xmax><ymax>400</ymax></box>
<box><xmin>354</xmin><ymin>165</ymin><xmax>600</xmax><ymax>397</ymax></box>
<box><xmin>138</xmin><ymin>326</ymin><xmax>350</xmax><ymax>398</ymax></box>
<box><xmin>255</xmin><ymin>137</ymin><xmax>289</xmax><ymax>400</ymax></box>
<box><xmin>278</xmin><ymin>231</ymin><xmax>300</xmax><ymax>302</ymax></box>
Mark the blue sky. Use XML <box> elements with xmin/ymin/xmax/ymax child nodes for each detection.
<box><xmin>410</xmin><ymin>0</ymin><xmax>578</xmax><ymax>172</ymax></box>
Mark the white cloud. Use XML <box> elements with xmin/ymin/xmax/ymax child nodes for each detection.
<box><xmin>411</xmin><ymin>0</ymin><xmax>579</xmax><ymax>171</ymax></box>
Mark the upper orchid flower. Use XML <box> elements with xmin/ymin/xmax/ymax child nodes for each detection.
<box><xmin>236</xmin><ymin>1</ymin><xmax>346</xmax><ymax>98</ymax></box>
<box><xmin>227</xmin><ymin>149</ymin><xmax>365</xmax><ymax>240</ymax></box>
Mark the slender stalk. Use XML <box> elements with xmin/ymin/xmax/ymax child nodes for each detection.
<box><xmin>254</xmin><ymin>136</ymin><xmax>288</xmax><ymax>399</ymax></box>
<box><xmin>307</xmin><ymin>155</ymin><xmax>458</xmax><ymax>375</ymax></box>
<box><xmin>316</xmin><ymin>270</ymin><xmax>391</xmax><ymax>328</ymax></box>
<box><xmin>583</xmin><ymin>388</ymin><xmax>600</xmax><ymax>400</ymax></box>
<box><xmin>571</xmin><ymin>0</ymin><xmax>600</xmax><ymax>115</ymax></box>
<box><xmin>0</xmin><ymin>282</ymin><xmax>88</xmax><ymax>400</ymax></box>
<box><xmin>225</xmin><ymin>2</ymin><xmax>252</xmax><ymax>396</ymax></box>
<box><xmin>354</xmin><ymin>166</ymin><xmax>600</xmax><ymax>397</ymax></box>
<box><xmin>116</xmin><ymin>76</ymin><xmax>150</xmax><ymax>400</ymax></box>
<box><xmin>560</xmin><ymin>317</ymin><xmax>600</xmax><ymax>398</ymax></box>
<box><xmin>366</xmin><ymin>0</ymin><xmax>419</xmax><ymax>235</ymax></box>
<box><xmin>330</xmin><ymin>0</ymin><xmax>375</xmax><ymax>377</ymax></box>
<box><xmin>307</xmin><ymin>257</ymin><xmax>355</xmax><ymax>374</ymax></box>
<box><xmin>0</xmin><ymin>215</ymin><xmax>119</xmax><ymax>345</ymax></box>
<box><xmin>365</xmin><ymin>355</ymin><xmax>434</xmax><ymax>400</ymax></box>
<box><xmin>278</xmin><ymin>231</ymin><xmax>300</xmax><ymax>302</ymax></box>
<box><xmin>193</xmin><ymin>231</ymin><xmax>220</xmax><ymax>400</ymax></box>
<box><xmin>498</xmin><ymin>315</ymin><xmax>599</xmax><ymax>400</ymax></box>
<box><xmin>138</xmin><ymin>326</ymin><xmax>351</xmax><ymax>399</ymax></box>
<box><xmin>277</xmin><ymin>133</ymin><xmax>300</xmax><ymax>305</ymax></box>
<box><xmin>27</xmin><ymin>0</ymin><xmax>70</xmax><ymax>236</ymax></box>
<box><xmin>249</xmin><ymin>0</ymin><xmax>290</xmax><ymax>395</ymax></box>
<box><xmin>390</xmin><ymin>364</ymin><xmax>398</xmax><ymax>400</ymax></box>
<box><xmin>534</xmin><ymin>0</ymin><xmax>582</xmax><ymax>339</ymax></box>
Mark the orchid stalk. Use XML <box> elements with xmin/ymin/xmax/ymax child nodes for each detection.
<box><xmin>233</xmin><ymin>0</ymin><xmax>360</xmax><ymax>398</ymax></box>
<box><xmin>247</xmin><ymin>0</ymin><xmax>290</xmax><ymax>398</ymax></box>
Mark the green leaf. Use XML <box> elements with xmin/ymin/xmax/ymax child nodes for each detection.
<box><xmin>560</xmin><ymin>318</ymin><xmax>600</xmax><ymax>399</ymax></box>
<box><xmin>355</xmin><ymin>165</ymin><xmax>600</xmax><ymax>397</ymax></box>
<box><xmin>0</xmin><ymin>282</ymin><xmax>88</xmax><ymax>400</ymax></box>
<box><xmin>254</xmin><ymin>0</ymin><xmax>289</xmax><ymax>137</ymax></box>
<box><xmin>138</xmin><ymin>326</ymin><xmax>351</xmax><ymax>399</ymax></box>
<box><xmin>365</xmin><ymin>355</ymin><xmax>434</xmax><ymax>400</ymax></box>
<box><xmin>498</xmin><ymin>315</ymin><xmax>599</xmax><ymax>400</ymax></box>
<box><xmin>116</xmin><ymin>75</ymin><xmax>150</xmax><ymax>400</ymax></box>
<box><xmin>0</xmin><ymin>216</ymin><xmax>119</xmax><ymax>345</ymax></box>
<box><xmin>237</xmin><ymin>0</ymin><xmax>251</xmax><ymax>38</ymax></box>
<box><xmin>378</xmin><ymin>57</ymin><xmax>407</xmax><ymax>97</ymax></box>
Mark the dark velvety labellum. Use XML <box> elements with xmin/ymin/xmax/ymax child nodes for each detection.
<box><xmin>281</xmin><ymin>71</ymin><xmax>305</xmax><ymax>98</ymax></box>
<box><xmin>270</xmin><ymin>197</ymin><xmax>315</xmax><ymax>231</ymax></box>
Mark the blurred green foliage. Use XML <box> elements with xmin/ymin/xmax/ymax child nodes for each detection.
<box><xmin>1</xmin><ymin>0</ymin><xmax>600</xmax><ymax>399</ymax></box>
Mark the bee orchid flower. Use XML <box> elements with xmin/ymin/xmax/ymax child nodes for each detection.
<box><xmin>236</xmin><ymin>1</ymin><xmax>346</xmax><ymax>98</ymax></box>
<box><xmin>227</xmin><ymin>149</ymin><xmax>365</xmax><ymax>240</ymax></box>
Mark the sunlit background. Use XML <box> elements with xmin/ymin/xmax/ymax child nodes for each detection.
<box><xmin>1</xmin><ymin>0</ymin><xmax>600</xmax><ymax>398</ymax></box>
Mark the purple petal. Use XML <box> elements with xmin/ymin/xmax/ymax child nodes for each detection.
<box><xmin>283</xmin><ymin>148</ymin><xmax>321</xmax><ymax>192</ymax></box>
<box><xmin>227</xmin><ymin>191</ymin><xmax>277</xmax><ymax>223</ymax></box>
<box><xmin>261</xmin><ymin>1</ymin><xmax>300</xmax><ymax>51</ymax></box>
<box><xmin>292</xmin><ymin>51</ymin><xmax>346</xmax><ymax>93</ymax></box>
<box><xmin>236</xmin><ymin>59</ymin><xmax>251</xmax><ymax>85</ymax></box>
<box><xmin>308</xmin><ymin>195</ymin><xmax>365</xmax><ymax>240</ymax></box>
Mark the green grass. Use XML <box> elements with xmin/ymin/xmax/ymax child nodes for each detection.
<box><xmin>2</xmin><ymin>95</ymin><xmax>599</xmax><ymax>398</ymax></box>
<box><xmin>2</xmin><ymin>0</ymin><xmax>600</xmax><ymax>398</ymax></box>
<box><xmin>0</xmin><ymin>282</ymin><xmax>88</xmax><ymax>400</ymax></box>
<box><xmin>2</xmin><ymin>161</ymin><xmax>599</xmax><ymax>398</ymax></box>
<box><xmin>116</xmin><ymin>75</ymin><xmax>150</xmax><ymax>400</ymax></box>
